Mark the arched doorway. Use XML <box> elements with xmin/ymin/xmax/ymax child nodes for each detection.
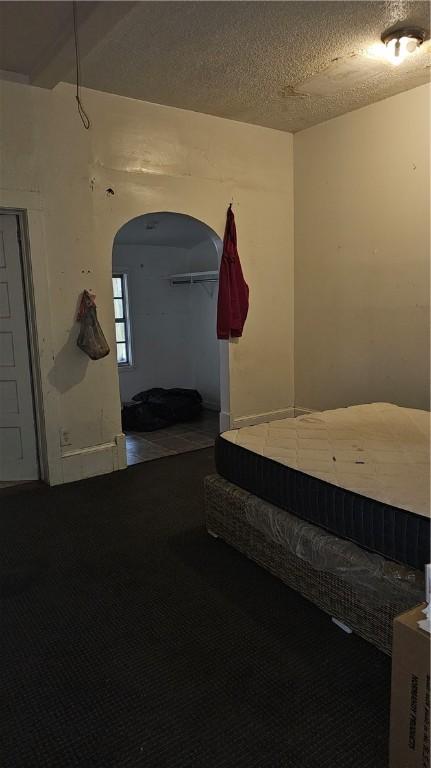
<box><xmin>111</xmin><ymin>212</ymin><xmax>225</xmax><ymax>465</ymax></box>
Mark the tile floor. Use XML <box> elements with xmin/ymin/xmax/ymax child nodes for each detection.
<box><xmin>125</xmin><ymin>409</ymin><xmax>220</xmax><ymax>465</ymax></box>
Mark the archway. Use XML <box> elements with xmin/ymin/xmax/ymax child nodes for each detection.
<box><xmin>111</xmin><ymin>212</ymin><xmax>225</xmax><ymax>465</ymax></box>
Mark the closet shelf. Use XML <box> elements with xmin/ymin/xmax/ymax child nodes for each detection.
<box><xmin>168</xmin><ymin>270</ymin><xmax>219</xmax><ymax>286</ymax></box>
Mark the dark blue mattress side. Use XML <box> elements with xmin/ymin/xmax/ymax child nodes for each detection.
<box><xmin>215</xmin><ymin>435</ymin><xmax>430</xmax><ymax>571</ymax></box>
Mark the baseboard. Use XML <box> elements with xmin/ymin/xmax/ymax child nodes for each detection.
<box><xmin>59</xmin><ymin>434</ymin><xmax>126</xmax><ymax>484</ymax></box>
<box><xmin>231</xmin><ymin>407</ymin><xmax>295</xmax><ymax>430</ymax></box>
<box><xmin>294</xmin><ymin>406</ymin><xmax>315</xmax><ymax>417</ymax></box>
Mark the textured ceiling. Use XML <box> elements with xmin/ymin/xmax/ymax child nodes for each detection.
<box><xmin>66</xmin><ymin>0</ymin><xmax>431</xmax><ymax>132</ymax></box>
<box><xmin>115</xmin><ymin>213</ymin><xmax>220</xmax><ymax>249</ymax></box>
<box><xmin>0</xmin><ymin>1</ymin><xmax>430</xmax><ymax>132</ymax></box>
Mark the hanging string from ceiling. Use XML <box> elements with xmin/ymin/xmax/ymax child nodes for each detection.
<box><xmin>72</xmin><ymin>1</ymin><xmax>91</xmax><ymax>129</ymax></box>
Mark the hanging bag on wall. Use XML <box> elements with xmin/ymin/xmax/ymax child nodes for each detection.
<box><xmin>76</xmin><ymin>290</ymin><xmax>110</xmax><ymax>360</ymax></box>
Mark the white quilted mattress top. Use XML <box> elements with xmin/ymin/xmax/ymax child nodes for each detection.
<box><xmin>221</xmin><ymin>403</ymin><xmax>430</xmax><ymax>518</ymax></box>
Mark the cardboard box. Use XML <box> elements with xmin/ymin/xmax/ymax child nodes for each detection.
<box><xmin>390</xmin><ymin>604</ymin><xmax>430</xmax><ymax>768</ymax></box>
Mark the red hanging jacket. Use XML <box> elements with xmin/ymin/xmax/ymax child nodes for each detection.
<box><xmin>217</xmin><ymin>205</ymin><xmax>249</xmax><ymax>340</ymax></box>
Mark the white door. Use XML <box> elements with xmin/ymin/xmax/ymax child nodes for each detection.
<box><xmin>0</xmin><ymin>214</ymin><xmax>38</xmax><ymax>480</ymax></box>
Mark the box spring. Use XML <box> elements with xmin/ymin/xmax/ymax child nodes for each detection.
<box><xmin>205</xmin><ymin>474</ymin><xmax>424</xmax><ymax>655</ymax></box>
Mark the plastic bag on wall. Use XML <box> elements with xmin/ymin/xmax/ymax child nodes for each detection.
<box><xmin>76</xmin><ymin>290</ymin><xmax>110</xmax><ymax>360</ymax></box>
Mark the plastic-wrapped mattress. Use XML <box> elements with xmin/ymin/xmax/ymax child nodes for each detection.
<box><xmin>216</xmin><ymin>403</ymin><xmax>430</xmax><ymax>570</ymax></box>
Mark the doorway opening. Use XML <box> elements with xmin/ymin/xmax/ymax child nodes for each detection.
<box><xmin>112</xmin><ymin>212</ymin><xmax>223</xmax><ymax>465</ymax></box>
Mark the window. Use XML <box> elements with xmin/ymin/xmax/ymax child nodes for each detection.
<box><xmin>112</xmin><ymin>274</ymin><xmax>132</xmax><ymax>366</ymax></box>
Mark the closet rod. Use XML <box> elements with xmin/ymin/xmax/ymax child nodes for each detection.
<box><xmin>168</xmin><ymin>270</ymin><xmax>219</xmax><ymax>286</ymax></box>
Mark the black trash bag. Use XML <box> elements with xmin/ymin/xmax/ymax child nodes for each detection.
<box><xmin>132</xmin><ymin>387</ymin><xmax>166</xmax><ymax>404</ymax></box>
<box><xmin>77</xmin><ymin>290</ymin><xmax>110</xmax><ymax>360</ymax></box>
<box><xmin>123</xmin><ymin>388</ymin><xmax>202</xmax><ymax>432</ymax></box>
<box><xmin>121</xmin><ymin>401</ymin><xmax>170</xmax><ymax>432</ymax></box>
<box><xmin>133</xmin><ymin>388</ymin><xmax>202</xmax><ymax>422</ymax></box>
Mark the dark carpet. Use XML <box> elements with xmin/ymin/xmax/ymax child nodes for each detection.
<box><xmin>1</xmin><ymin>449</ymin><xmax>391</xmax><ymax>768</ymax></box>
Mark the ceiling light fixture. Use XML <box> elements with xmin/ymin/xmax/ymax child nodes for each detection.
<box><xmin>381</xmin><ymin>25</ymin><xmax>427</xmax><ymax>66</ymax></box>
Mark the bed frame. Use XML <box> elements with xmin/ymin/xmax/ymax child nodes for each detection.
<box><xmin>204</xmin><ymin>473</ymin><xmax>424</xmax><ymax>655</ymax></box>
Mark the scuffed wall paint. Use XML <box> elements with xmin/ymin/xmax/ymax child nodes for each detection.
<box><xmin>0</xmin><ymin>80</ymin><xmax>294</xmax><ymax>482</ymax></box>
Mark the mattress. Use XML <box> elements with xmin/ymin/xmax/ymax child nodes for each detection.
<box><xmin>215</xmin><ymin>403</ymin><xmax>430</xmax><ymax>570</ymax></box>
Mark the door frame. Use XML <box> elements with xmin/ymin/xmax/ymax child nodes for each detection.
<box><xmin>112</xmin><ymin>213</ymin><xmax>231</xmax><ymax>436</ymax></box>
<box><xmin>0</xmin><ymin>206</ymin><xmax>47</xmax><ymax>482</ymax></box>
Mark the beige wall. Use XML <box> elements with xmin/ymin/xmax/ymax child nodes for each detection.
<box><xmin>294</xmin><ymin>84</ymin><xmax>430</xmax><ymax>413</ymax></box>
<box><xmin>3</xmin><ymin>75</ymin><xmax>426</xmax><ymax>485</ymax></box>
<box><xmin>0</xmin><ymin>80</ymin><xmax>294</xmax><ymax>483</ymax></box>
